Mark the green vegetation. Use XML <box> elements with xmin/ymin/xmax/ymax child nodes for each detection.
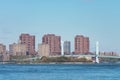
<box><xmin>9</xmin><ymin>56</ymin><xmax>93</xmax><ymax>64</ymax></box>
<box><xmin>9</xmin><ymin>55</ymin><xmax>31</xmax><ymax>64</ymax></box>
<box><xmin>10</xmin><ymin>55</ymin><xmax>30</xmax><ymax>60</ymax></box>
<box><xmin>39</xmin><ymin>56</ymin><xmax>92</xmax><ymax>63</ymax></box>
<box><xmin>7</xmin><ymin>55</ymin><xmax>120</xmax><ymax>64</ymax></box>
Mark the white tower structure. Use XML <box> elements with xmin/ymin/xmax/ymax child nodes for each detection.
<box><xmin>96</xmin><ymin>41</ymin><xmax>99</xmax><ymax>63</ymax></box>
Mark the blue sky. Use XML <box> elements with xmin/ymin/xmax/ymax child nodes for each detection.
<box><xmin>0</xmin><ymin>0</ymin><xmax>120</xmax><ymax>53</ymax></box>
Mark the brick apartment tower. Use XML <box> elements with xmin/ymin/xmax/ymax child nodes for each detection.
<box><xmin>19</xmin><ymin>34</ymin><xmax>35</xmax><ymax>55</ymax></box>
<box><xmin>42</xmin><ymin>34</ymin><xmax>61</xmax><ymax>56</ymax></box>
<box><xmin>74</xmin><ymin>35</ymin><xmax>89</xmax><ymax>54</ymax></box>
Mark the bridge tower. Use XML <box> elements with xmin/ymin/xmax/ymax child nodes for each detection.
<box><xmin>61</xmin><ymin>40</ymin><xmax>64</xmax><ymax>56</ymax></box>
<box><xmin>96</xmin><ymin>41</ymin><xmax>99</xmax><ymax>63</ymax></box>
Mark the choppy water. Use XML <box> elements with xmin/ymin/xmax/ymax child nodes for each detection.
<box><xmin>0</xmin><ymin>64</ymin><xmax>120</xmax><ymax>80</ymax></box>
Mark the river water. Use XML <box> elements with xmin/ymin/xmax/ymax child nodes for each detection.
<box><xmin>0</xmin><ymin>64</ymin><xmax>120</xmax><ymax>80</ymax></box>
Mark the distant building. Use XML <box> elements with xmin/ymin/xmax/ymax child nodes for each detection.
<box><xmin>0</xmin><ymin>43</ymin><xmax>9</xmax><ymax>61</ymax></box>
<box><xmin>99</xmin><ymin>52</ymin><xmax>119</xmax><ymax>56</ymax></box>
<box><xmin>19</xmin><ymin>34</ymin><xmax>35</xmax><ymax>55</ymax></box>
<box><xmin>38</xmin><ymin>44</ymin><xmax>49</xmax><ymax>57</ymax></box>
<box><xmin>74</xmin><ymin>35</ymin><xmax>89</xmax><ymax>54</ymax></box>
<box><xmin>0</xmin><ymin>43</ymin><xmax>6</xmax><ymax>54</ymax></box>
<box><xmin>64</xmin><ymin>41</ymin><xmax>71</xmax><ymax>55</ymax></box>
<box><xmin>42</xmin><ymin>34</ymin><xmax>61</xmax><ymax>56</ymax></box>
<box><xmin>9</xmin><ymin>41</ymin><xmax>27</xmax><ymax>56</ymax></box>
<box><xmin>2</xmin><ymin>53</ymin><xmax>10</xmax><ymax>61</ymax></box>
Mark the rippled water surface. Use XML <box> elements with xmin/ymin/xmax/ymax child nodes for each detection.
<box><xmin>0</xmin><ymin>64</ymin><xmax>120</xmax><ymax>80</ymax></box>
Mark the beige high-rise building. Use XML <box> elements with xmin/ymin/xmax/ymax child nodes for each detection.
<box><xmin>0</xmin><ymin>43</ymin><xmax>6</xmax><ymax>54</ymax></box>
<box><xmin>9</xmin><ymin>41</ymin><xmax>27</xmax><ymax>56</ymax></box>
<box><xmin>38</xmin><ymin>44</ymin><xmax>49</xmax><ymax>57</ymax></box>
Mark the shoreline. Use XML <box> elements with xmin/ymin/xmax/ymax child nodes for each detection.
<box><xmin>1</xmin><ymin>61</ymin><xmax>94</xmax><ymax>64</ymax></box>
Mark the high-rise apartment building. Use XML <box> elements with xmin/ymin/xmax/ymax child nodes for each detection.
<box><xmin>64</xmin><ymin>41</ymin><xmax>71</xmax><ymax>55</ymax></box>
<box><xmin>74</xmin><ymin>35</ymin><xmax>89</xmax><ymax>54</ymax></box>
<box><xmin>84</xmin><ymin>37</ymin><xmax>89</xmax><ymax>53</ymax></box>
<box><xmin>42</xmin><ymin>34</ymin><xmax>61</xmax><ymax>56</ymax></box>
<box><xmin>19</xmin><ymin>34</ymin><xmax>35</xmax><ymax>55</ymax></box>
<box><xmin>0</xmin><ymin>43</ymin><xmax>6</xmax><ymax>54</ymax></box>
